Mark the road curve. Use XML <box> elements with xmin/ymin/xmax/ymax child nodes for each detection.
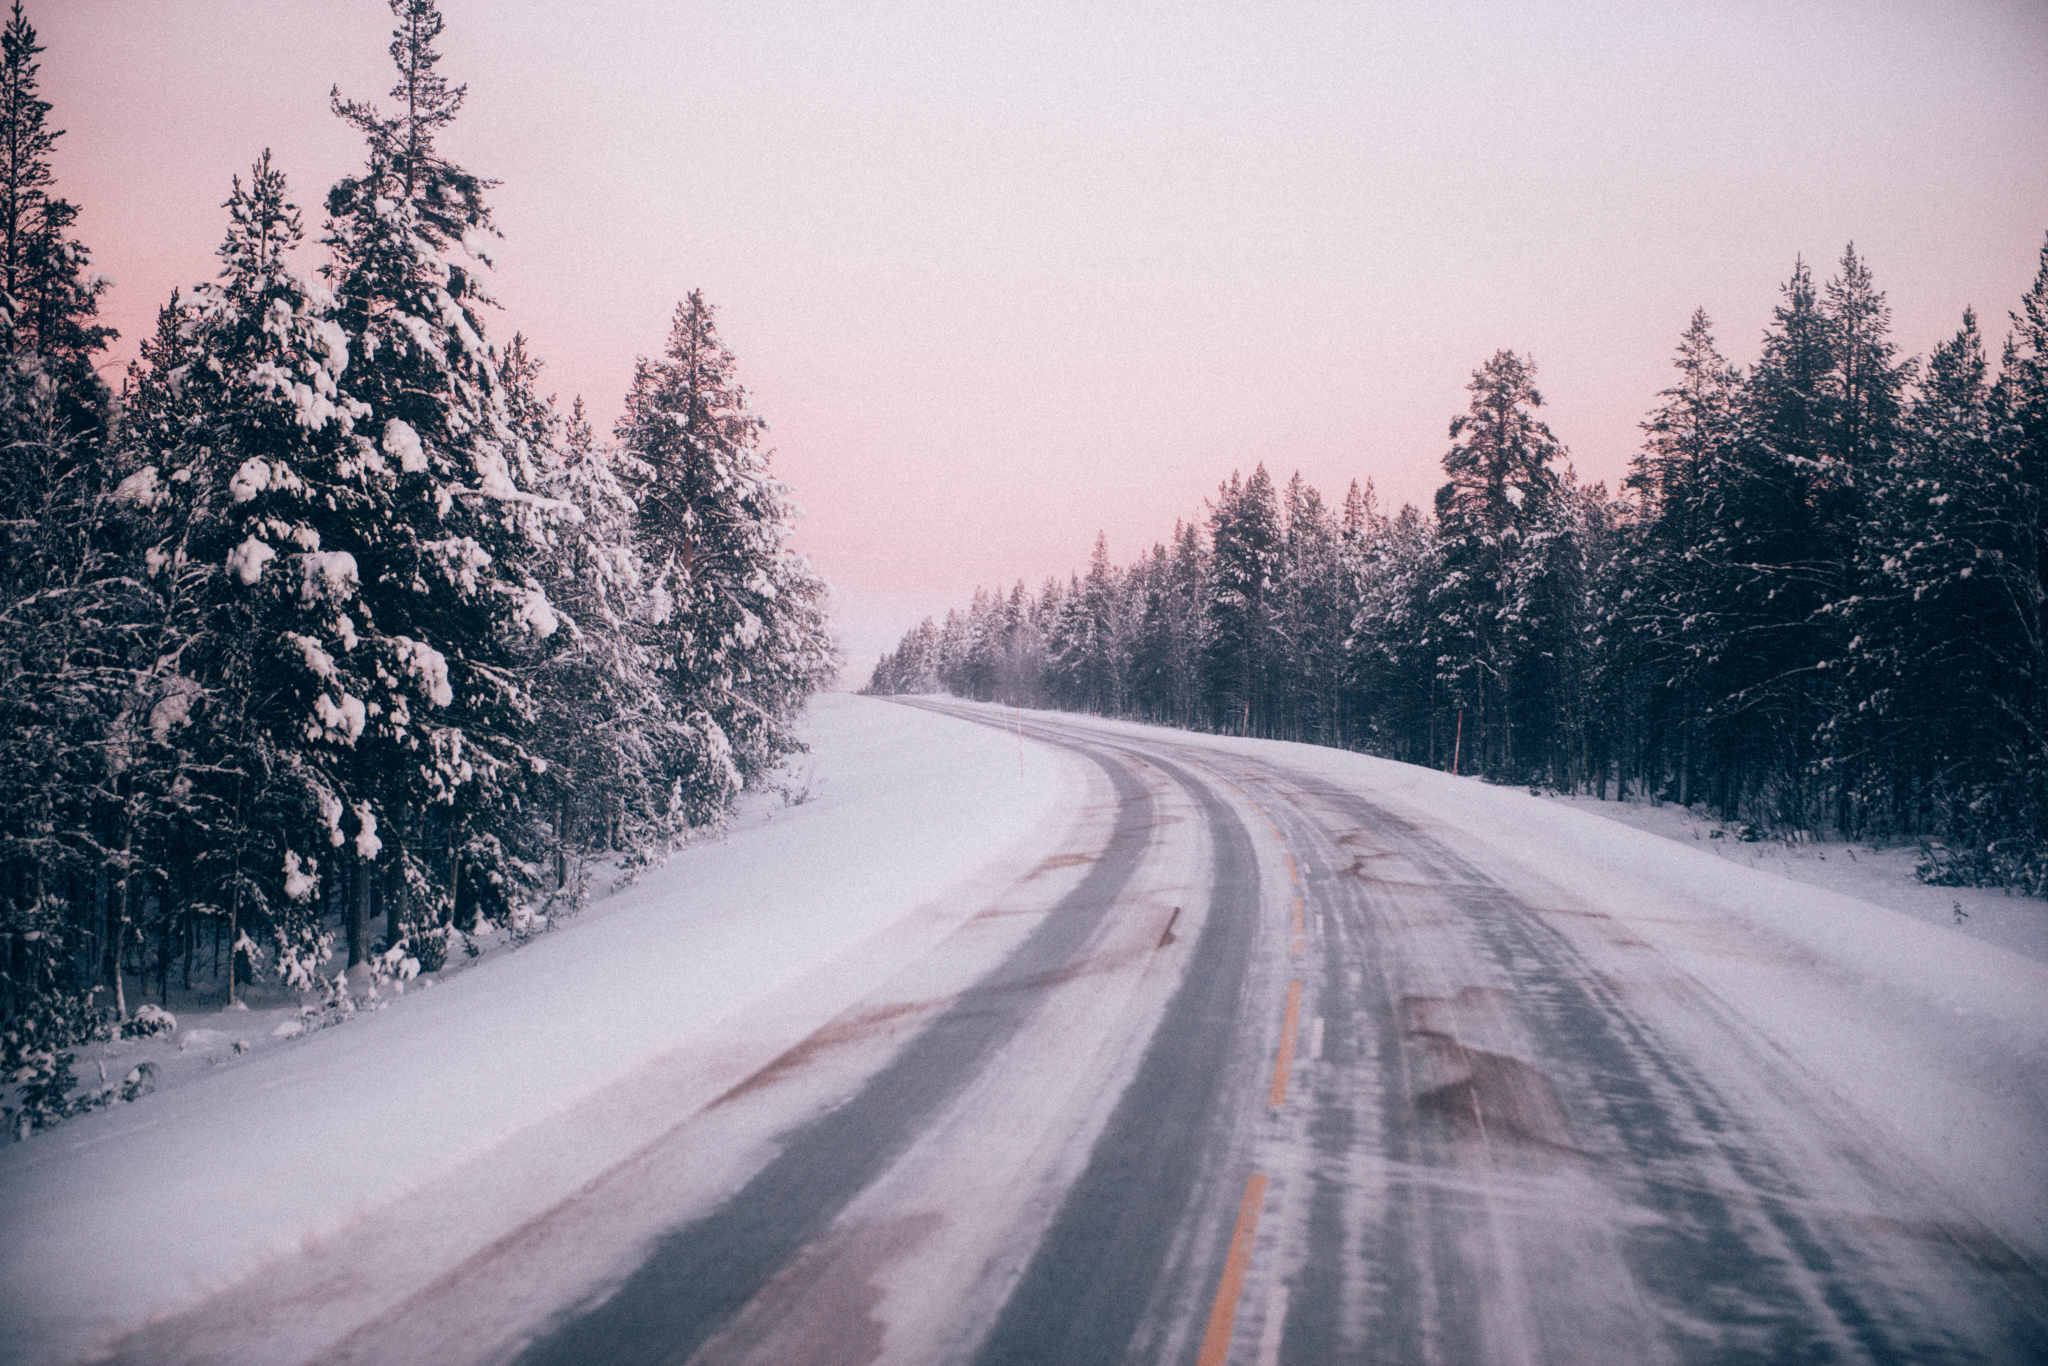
<box><xmin>109</xmin><ymin>701</ymin><xmax>2048</xmax><ymax>1365</ymax></box>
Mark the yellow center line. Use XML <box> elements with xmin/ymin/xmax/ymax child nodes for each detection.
<box><xmin>1269</xmin><ymin>981</ymin><xmax>1303</xmax><ymax>1108</ymax></box>
<box><xmin>1196</xmin><ymin>1172</ymin><xmax>1271</xmax><ymax>1366</ymax></box>
<box><xmin>1291</xmin><ymin>898</ymin><xmax>1305</xmax><ymax>956</ymax></box>
<box><xmin>1284</xmin><ymin>852</ymin><xmax>1298</xmax><ymax>885</ymax></box>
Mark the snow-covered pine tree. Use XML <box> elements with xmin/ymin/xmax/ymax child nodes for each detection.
<box><xmin>523</xmin><ymin>382</ymin><xmax>679</xmax><ymax>867</ymax></box>
<box><xmin>119</xmin><ymin>152</ymin><xmax>385</xmax><ymax>993</ymax></box>
<box><xmin>318</xmin><ymin>0</ymin><xmax>572</xmax><ymax>949</ymax></box>
<box><xmin>1061</xmin><ymin>533</ymin><xmax>1127</xmax><ymax>715</ymax></box>
<box><xmin>0</xmin><ymin>1</ymin><xmax>112</xmax><ymax>445</ymax></box>
<box><xmin>1677</xmin><ymin>259</ymin><xmax>1838</xmax><ymax>822</ymax></box>
<box><xmin>1365</xmin><ymin>500</ymin><xmax>1449</xmax><ymax>763</ymax></box>
<box><xmin>1276</xmin><ymin>474</ymin><xmax>1347</xmax><ymax>745</ymax></box>
<box><xmin>1822</xmin><ymin>245</ymin><xmax>1911</xmax><ymax>532</ymax></box>
<box><xmin>1840</xmin><ymin>310</ymin><xmax>1993</xmax><ymax>842</ymax></box>
<box><xmin>1128</xmin><ymin>544</ymin><xmax>1177</xmax><ymax>722</ymax></box>
<box><xmin>1846</xmin><ymin>241</ymin><xmax>2048</xmax><ymax>887</ymax></box>
<box><xmin>1619</xmin><ymin>309</ymin><xmax>1742</xmax><ymax>804</ymax></box>
<box><xmin>1128</xmin><ymin>521</ymin><xmax>1206</xmax><ymax>727</ymax></box>
<box><xmin>955</xmin><ymin>586</ymin><xmax>998</xmax><ymax>702</ymax></box>
<box><xmin>1205</xmin><ymin>467</ymin><xmax>1284</xmax><ymax>735</ymax></box>
<box><xmin>995</xmin><ymin>580</ymin><xmax>1044</xmax><ymax>706</ymax></box>
<box><xmin>1630</xmin><ymin>309</ymin><xmax>1741</xmax><ymax>549</ymax></box>
<box><xmin>1977</xmin><ymin>236</ymin><xmax>2048</xmax><ymax>887</ymax></box>
<box><xmin>0</xmin><ymin>0</ymin><xmax>134</xmax><ymax>1127</ymax></box>
<box><xmin>616</xmin><ymin>291</ymin><xmax>833</xmax><ymax>825</ymax></box>
<box><xmin>1430</xmin><ymin>350</ymin><xmax>1567</xmax><ymax>777</ymax></box>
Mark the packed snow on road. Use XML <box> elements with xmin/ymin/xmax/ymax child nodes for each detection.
<box><xmin>3</xmin><ymin>696</ymin><xmax>2044</xmax><ymax>1365</ymax></box>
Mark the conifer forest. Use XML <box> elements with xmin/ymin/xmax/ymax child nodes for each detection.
<box><xmin>3</xmin><ymin>0</ymin><xmax>2045</xmax><ymax>1147</ymax></box>
<box><xmin>871</xmin><ymin>251</ymin><xmax>2048</xmax><ymax>907</ymax></box>
<box><xmin>0</xmin><ymin>1</ymin><xmax>834</xmax><ymax>1129</ymax></box>
<box><xmin>7</xmin><ymin>2</ymin><xmax>2045</xmax><ymax>1358</ymax></box>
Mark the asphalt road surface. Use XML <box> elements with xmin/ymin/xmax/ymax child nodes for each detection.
<box><xmin>115</xmin><ymin>702</ymin><xmax>2048</xmax><ymax>1365</ymax></box>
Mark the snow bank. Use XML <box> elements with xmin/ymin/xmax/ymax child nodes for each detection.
<box><xmin>1537</xmin><ymin>789</ymin><xmax>2048</xmax><ymax>967</ymax></box>
<box><xmin>1316</xmin><ymin>747</ymin><xmax>2048</xmax><ymax>1252</ymax></box>
<box><xmin>1298</xmin><ymin>752</ymin><xmax>2048</xmax><ymax>1042</ymax></box>
<box><xmin>0</xmin><ymin>696</ymin><xmax>1073</xmax><ymax>1365</ymax></box>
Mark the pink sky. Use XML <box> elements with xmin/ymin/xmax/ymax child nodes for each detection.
<box><xmin>46</xmin><ymin>0</ymin><xmax>2048</xmax><ymax>658</ymax></box>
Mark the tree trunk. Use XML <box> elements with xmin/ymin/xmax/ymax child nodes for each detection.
<box><xmin>347</xmin><ymin>847</ymin><xmax>368</xmax><ymax>968</ymax></box>
<box><xmin>385</xmin><ymin>822</ymin><xmax>404</xmax><ymax>953</ymax></box>
<box><xmin>447</xmin><ymin>821</ymin><xmax>460</xmax><ymax>927</ymax></box>
<box><xmin>555</xmin><ymin>800</ymin><xmax>568</xmax><ymax>892</ymax></box>
<box><xmin>107</xmin><ymin>822</ymin><xmax>130</xmax><ymax>1021</ymax></box>
<box><xmin>226</xmin><ymin>867</ymin><xmax>239</xmax><ymax>1008</ymax></box>
<box><xmin>1678</xmin><ymin>726</ymin><xmax>1693</xmax><ymax>807</ymax></box>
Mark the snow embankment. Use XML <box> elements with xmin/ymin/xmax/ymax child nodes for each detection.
<box><xmin>0</xmin><ymin>695</ymin><xmax>1074</xmax><ymax>1365</ymax></box>
<box><xmin>1357</xmin><ymin>750</ymin><xmax>2048</xmax><ymax>1253</ymax></box>
<box><xmin>1536</xmin><ymin>788</ymin><xmax>2048</xmax><ymax>967</ymax></box>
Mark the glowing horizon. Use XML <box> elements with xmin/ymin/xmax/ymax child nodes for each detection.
<box><xmin>46</xmin><ymin>0</ymin><xmax>2048</xmax><ymax>656</ymax></box>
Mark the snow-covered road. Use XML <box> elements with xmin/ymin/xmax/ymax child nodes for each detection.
<box><xmin>11</xmin><ymin>698</ymin><xmax>2048</xmax><ymax>1364</ymax></box>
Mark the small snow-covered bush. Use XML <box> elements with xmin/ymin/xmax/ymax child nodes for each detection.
<box><xmin>117</xmin><ymin>1061</ymin><xmax>156</xmax><ymax>1101</ymax></box>
<box><xmin>3</xmin><ymin>989</ymin><xmax>110</xmax><ymax>1140</ymax></box>
<box><xmin>412</xmin><ymin>928</ymin><xmax>448</xmax><ymax>973</ymax></box>
<box><xmin>122</xmin><ymin>1003</ymin><xmax>177</xmax><ymax>1038</ymax></box>
<box><xmin>455</xmin><ymin>832</ymin><xmax>522</xmax><ymax>932</ymax></box>
<box><xmin>1918</xmin><ymin>838</ymin><xmax>2048</xmax><ymax>898</ymax></box>
<box><xmin>373</xmin><ymin>943</ymin><xmax>420</xmax><ymax>984</ymax></box>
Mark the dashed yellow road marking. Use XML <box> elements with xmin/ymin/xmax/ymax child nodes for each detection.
<box><xmin>1196</xmin><ymin>1173</ymin><xmax>1270</xmax><ymax>1366</ymax></box>
<box><xmin>1291</xmin><ymin>898</ymin><xmax>1305</xmax><ymax>956</ymax></box>
<box><xmin>1284</xmin><ymin>852</ymin><xmax>1298</xmax><ymax>885</ymax></box>
<box><xmin>1269</xmin><ymin>981</ymin><xmax>1303</xmax><ymax>1108</ymax></box>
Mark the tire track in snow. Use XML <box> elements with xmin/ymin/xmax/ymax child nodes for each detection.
<box><xmin>511</xmin><ymin>737</ymin><xmax>1161</xmax><ymax>1366</ymax></box>
<box><xmin>1239</xmin><ymin>755</ymin><xmax>2047</xmax><ymax>1364</ymax></box>
<box><xmin>967</xmin><ymin>739</ymin><xmax>1269</xmax><ymax>1366</ymax></box>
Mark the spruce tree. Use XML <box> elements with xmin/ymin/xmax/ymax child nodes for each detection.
<box><xmin>616</xmin><ymin>291</ymin><xmax>834</xmax><ymax>821</ymax></box>
<box><xmin>1430</xmin><ymin>350</ymin><xmax>1566</xmax><ymax>776</ymax></box>
<box><xmin>318</xmin><ymin>0</ymin><xmax>570</xmax><ymax>953</ymax></box>
<box><xmin>1277</xmin><ymin>474</ymin><xmax>1346</xmax><ymax>744</ymax></box>
<box><xmin>0</xmin><ymin>1</ymin><xmax>112</xmax><ymax>443</ymax></box>
<box><xmin>125</xmin><ymin>152</ymin><xmax>393</xmax><ymax>984</ymax></box>
<box><xmin>1205</xmin><ymin>466</ymin><xmax>1283</xmax><ymax>735</ymax></box>
<box><xmin>0</xmin><ymin>2</ymin><xmax>130</xmax><ymax>1109</ymax></box>
<box><xmin>1626</xmin><ymin>310</ymin><xmax>1742</xmax><ymax>804</ymax></box>
<box><xmin>1684</xmin><ymin>259</ymin><xmax>1839</xmax><ymax>822</ymax></box>
<box><xmin>526</xmin><ymin>386</ymin><xmax>678</xmax><ymax>864</ymax></box>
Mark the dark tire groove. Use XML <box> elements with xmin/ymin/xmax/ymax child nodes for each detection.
<box><xmin>514</xmin><ymin>738</ymin><xmax>1158</xmax><ymax>1366</ymax></box>
<box><xmin>970</xmin><ymin>745</ymin><xmax>1262</xmax><ymax>1366</ymax></box>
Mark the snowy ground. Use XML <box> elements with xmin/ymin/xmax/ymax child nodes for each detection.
<box><xmin>4</xmin><ymin>697</ymin><xmax>2043</xmax><ymax>1364</ymax></box>
<box><xmin>0</xmin><ymin>694</ymin><xmax>1074</xmax><ymax>1366</ymax></box>
<box><xmin>1539</xmin><ymin>787</ymin><xmax>2048</xmax><ymax>966</ymax></box>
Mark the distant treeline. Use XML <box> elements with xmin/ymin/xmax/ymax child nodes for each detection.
<box><xmin>871</xmin><ymin>241</ymin><xmax>2048</xmax><ymax>897</ymax></box>
<box><xmin>1</xmin><ymin>1</ymin><xmax>833</xmax><ymax>1134</ymax></box>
